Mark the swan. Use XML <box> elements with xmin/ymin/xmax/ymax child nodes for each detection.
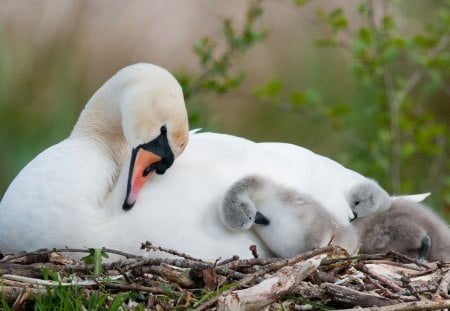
<box><xmin>1</xmin><ymin>63</ymin><xmax>375</xmax><ymax>259</ymax></box>
<box><xmin>346</xmin><ymin>179</ymin><xmax>391</xmax><ymax>218</ymax></box>
<box><xmin>347</xmin><ymin>179</ymin><xmax>431</xmax><ymax>219</ymax></box>
<box><xmin>219</xmin><ymin>175</ymin><xmax>359</xmax><ymax>257</ymax></box>
<box><xmin>352</xmin><ymin>199</ymin><xmax>450</xmax><ymax>261</ymax></box>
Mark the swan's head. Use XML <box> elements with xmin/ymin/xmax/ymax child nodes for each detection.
<box><xmin>220</xmin><ymin>175</ymin><xmax>270</xmax><ymax>231</ymax></box>
<box><xmin>347</xmin><ymin>179</ymin><xmax>391</xmax><ymax>220</ymax></box>
<box><xmin>116</xmin><ymin>64</ymin><xmax>188</xmax><ymax>210</ymax></box>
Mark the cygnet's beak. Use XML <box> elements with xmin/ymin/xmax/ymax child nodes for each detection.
<box><xmin>349</xmin><ymin>211</ymin><xmax>358</xmax><ymax>222</ymax></box>
<box><xmin>123</xmin><ymin>127</ymin><xmax>174</xmax><ymax>211</ymax></box>
<box><xmin>254</xmin><ymin>211</ymin><xmax>270</xmax><ymax>225</ymax></box>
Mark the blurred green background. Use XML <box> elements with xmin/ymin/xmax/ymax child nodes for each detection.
<box><xmin>0</xmin><ymin>0</ymin><xmax>449</xmax><ymax>219</ymax></box>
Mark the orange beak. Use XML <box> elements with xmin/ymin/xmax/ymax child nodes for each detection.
<box><xmin>123</xmin><ymin>148</ymin><xmax>161</xmax><ymax>210</ymax></box>
<box><xmin>122</xmin><ymin>125</ymin><xmax>175</xmax><ymax>211</ymax></box>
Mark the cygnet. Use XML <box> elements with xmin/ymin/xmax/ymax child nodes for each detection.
<box><xmin>220</xmin><ymin>175</ymin><xmax>359</xmax><ymax>258</ymax></box>
<box><xmin>346</xmin><ymin>179</ymin><xmax>391</xmax><ymax>219</ymax></box>
<box><xmin>348</xmin><ymin>181</ymin><xmax>450</xmax><ymax>261</ymax></box>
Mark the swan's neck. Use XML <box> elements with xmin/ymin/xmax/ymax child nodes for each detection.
<box><xmin>70</xmin><ymin>80</ymin><xmax>129</xmax><ymax>177</ymax></box>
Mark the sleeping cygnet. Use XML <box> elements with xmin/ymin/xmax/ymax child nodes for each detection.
<box><xmin>220</xmin><ymin>175</ymin><xmax>359</xmax><ymax>258</ymax></box>
<box><xmin>348</xmin><ymin>181</ymin><xmax>450</xmax><ymax>262</ymax></box>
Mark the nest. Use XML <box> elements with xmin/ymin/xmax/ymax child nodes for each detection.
<box><xmin>1</xmin><ymin>243</ymin><xmax>449</xmax><ymax>310</ymax></box>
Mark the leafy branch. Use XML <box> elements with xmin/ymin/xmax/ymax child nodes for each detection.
<box><xmin>176</xmin><ymin>0</ymin><xmax>267</xmax><ymax>101</ymax></box>
<box><xmin>255</xmin><ymin>0</ymin><xmax>449</xmax><ymax>211</ymax></box>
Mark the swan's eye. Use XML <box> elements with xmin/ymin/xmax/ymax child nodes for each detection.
<box><xmin>143</xmin><ymin>165</ymin><xmax>154</xmax><ymax>177</ymax></box>
<box><xmin>160</xmin><ymin>125</ymin><xmax>167</xmax><ymax>134</ymax></box>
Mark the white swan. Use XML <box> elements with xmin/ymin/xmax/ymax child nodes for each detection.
<box><xmin>0</xmin><ymin>63</ymin><xmax>371</xmax><ymax>260</ymax></box>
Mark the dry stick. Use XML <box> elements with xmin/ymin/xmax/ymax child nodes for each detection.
<box><xmin>335</xmin><ymin>299</ymin><xmax>450</xmax><ymax>311</ymax></box>
<box><xmin>218</xmin><ymin>256</ymin><xmax>240</xmax><ymax>266</ymax></box>
<box><xmin>0</xmin><ymin>247</ymin><xmax>139</xmax><ymax>264</ymax></box>
<box><xmin>194</xmin><ymin>246</ymin><xmax>335</xmax><ymax>311</ymax></box>
<box><xmin>386</xmin><ymin>251</ymin><xmax>434</xmax><ymax>270</ymax></box>
<box><xmin>0</xmin><ymin>262</ymin><xmax>96</xmax><ymax>278</ymax></box>
<box><xmin>321</xmin><ymin>253</ymin><xmax>390</xmax><ymax>265</ymax></box>
<box><xmin>366</xmin><ymin>275</ymin><xmax>416</xmax><ymax>302</ymax></box>
<box><xmin>406</xmin><ymin>267</ymin><xmax>440</xmax><ymax>278</ymax></box>
<box><xmin>432</xmin><ymin>268</ymin><xmax>450</xmax><ymax>300</ymax></box>
<box><xmin>11</xmin><ymin>287</ymin><xmax>30</xmax><ymax>311</ymax></box>
<box><xmin>323</xmin><ymin>283</ymin><xmax>394</xmax><ymax>307</ymax></box>
<box><xmin>103</xmin><ymin>282</ymin><xmax>167</xmax><ymax>295</ymax></box>
<box><xmin>362</xmin><ymin>260</ymin><xmax>423</xmax><ymax>272</ymax></box>
<box><xmin>0</xmin><ymin>286</ymin><xmax>46</xmax><ymax>303</ymax></box>
<box><xmin>220</xmin><ymin>257</ymin><xmax>281</xmax><ymax>269</ymax></box>
<box><xmin>357</xmin><ymin>263</ymin><xmax>405</xmax><ymax>293</ymax></box>
<box><xmin>216</xmin><ymin>253</ymin><xmax>326</xmax><ymax>311</ymax></box>
<box><xmin>140</xmin><ymin>241</ymin><xmax>207</xmax><ymax>263</ymax></box>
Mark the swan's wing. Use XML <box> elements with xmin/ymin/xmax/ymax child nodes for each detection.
<box><xmin>189</xmin><ymin>128</ymin><xmax>203</xmax><ymax>134</ymax></box>
<box><xmin>392</xmin><ymin>193</ymin><xmax>431</xmax><ymax>202</ymax></box>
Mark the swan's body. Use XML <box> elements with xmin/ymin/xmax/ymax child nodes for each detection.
<box><xmin>0</xmin><ymin>63</ymin><xmax>370</xmax><ymax>259</ymax></box>
<box><xmin>352</xmin><ymin>199</ymin><xmax>450</xmax><ymax>261</ymax></box>
<box><xmin>220</xmin><ymin>175</ymin><xmax>359</xmax><ymax>258</ymax></box>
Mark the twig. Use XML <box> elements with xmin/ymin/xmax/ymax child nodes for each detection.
<box><xmin>216</xmin><ymin>253</ymin><xmax>325</xmax><ymax>310</ymax></box>
<box><xmin>220</xmin><ymin>257</ymin><xmax>280</xmax><ymax>269</ymax></box>
<box><xmin>357</xmin><ymin>263</ymin><xmax>405</xmax><ymax>293</ymax></box>
<box><xmin>194</xmin><ymin>246</ymin><xmax>335</xmax><ymax>311</ymax></box>
<box><xmin>362</xmin><ymin>260</ymin><xmax>423</xmax><ymax>271</ymax></box>
<box><xmin>432</xmin><ymin>268</ymin><xmax>450</xmax><ymax>300</ymax></box>
<box><xmin>335</xmin><ymin>299</ymin><xmax>450</xmax><ymax>311</ymax></box>
<box><xmin>387</xmin><ymin>251</ymin><xmax>434</xmax><ymax>270</ymax></box>
<box><xmin>0</xmin><ymin>247</ymin><xmax>138</xmax><ymax>263</ymax></box>
<box><xmin>249</xmin><ymin>245</ymin><xmax>259</xmax><ymax>259</ymax></box>
<box><xmin>2</xmin><ymin>274</ymin><xmax>98</xmax><ymax>287</ymax></box>
<box><xmin>323</xmin><ymin>282</ymin><xmax>394</xmax><ymax>307</ymax></box>
<box><xmin>140</xmin><ymin>241</ymin><xmax>207</xmax><ymax>263</ymax></box>
<box><xmin>218</xmin><ymin>255</ymin><xmax>240</xmax><ymax>266</ymax></box>
<box><xmin>366</xmin><ymin>275</ymin><xmax>416</xmax><ymax>302</ymax></box>
<box><xmin>12</xmin><ymin>287</ymin><xmax>30</xmax><ymax>311</ymax></box>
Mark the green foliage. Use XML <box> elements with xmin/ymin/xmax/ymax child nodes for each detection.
<box><xmin>81</xmin><ymin>248</ymin><xmax>109</xmax><ymax>277</ymax></box>
<box><xmin>175</xmin><ymin>0</ymin><xmax>267</xmax><ymax>103</ymax></box>
<box><xmin>34</xmin><ymin>284</ymin><xmax>135</xmax><ymax>311</ymax></box>
<box><xmin>254</xmin><ymin>0</ymin><xmax>450</xmax><ymax>215</ymax></box>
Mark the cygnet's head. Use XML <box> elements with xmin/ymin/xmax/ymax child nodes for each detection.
<box><xmin>220</xmin><ymin>176</ymin><xmax>270</xmax><ymax>231</ymax></box>
<box><xmin>347</xmin><ymin>179</ymin><xmax>391</xmax><ymax>220</ymax></box>
<box><xmin>97</xmin><ymin>63</ymin><xmax>189</xmax><ymax>210</ymax></box>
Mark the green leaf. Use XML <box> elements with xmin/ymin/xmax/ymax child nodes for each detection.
<box><xmin>194</xmin><ymin>37</ymin><xmax>216</xmax><ymax>66</ymax></box>
<box><xmin>329</xmin><ymin>8</ymin><xmax>348</xmax><ymax>30</ymax></box>
<box><xmin>314</xmin><ymin>38</ymin><xmax>338</xmax><ymax>47</ymax></box>
<box><xmin>413</xmin><ymin>35</ymin><xmax>436</xmax><ymax>48</ymax></box>
<box><xmin>358</xmin><ymin>2</ymin><xmax>368</xmax><ymax>15</ymax></box>
<box><xmin>253</xmin><ymin>79</ymin><xmax>283</xmax><ymax>98</ymax></box>
<box><xmin>81</xmin><ymin>248</ymin><xmax>106</xmax><ymax>276</ymax></box>
<box><xmin>290</xmin><ymin>89</ymin><xmax>322</xmax><ymax>107</ymax></box>
<box><xmin>293</xmin><ymin>0</ymin><xmax>311</xmax><ymax>6</ymax></box>
<box><xmin>381</xmin><ymin>45</ymin><xmax>399</xmax><ymax>62</ymax></box>
<box><xmin>382</xmin><ymin>16</ymin><xmax>395</xmax><ymax>30</ymax></box>
<box><xmin>358</xmin><ymin>27</ymin><xmax>372</xmax><ymax>45</ymax></box>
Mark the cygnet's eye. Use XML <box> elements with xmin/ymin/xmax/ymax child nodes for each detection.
<box><xmin>354</xmin><ymin>200</ymin><xmax>360</xmax><ymax>206</ymax></box>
